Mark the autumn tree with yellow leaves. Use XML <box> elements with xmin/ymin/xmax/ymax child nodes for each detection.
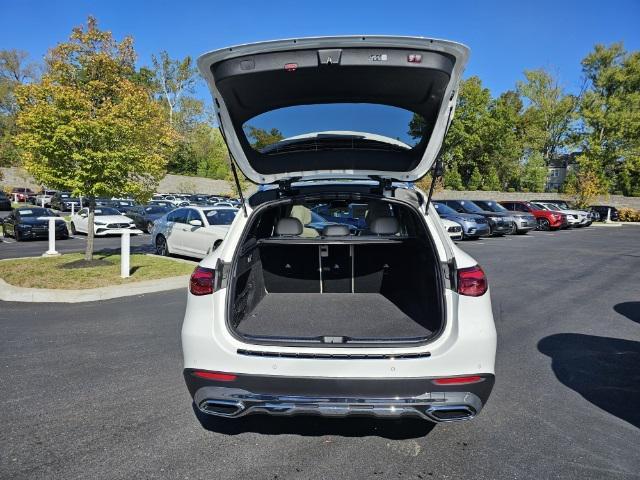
<box><xmin>15</xmin><ymin>17</ymin><xmax>175</xmax><ymax>261</ymax></box>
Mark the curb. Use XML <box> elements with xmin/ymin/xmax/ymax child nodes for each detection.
<box><xmin>0</xmin><ymin>275</ymin><xmax>189</xmax><ymax>303</ymax></box>
<box><xmin>590</xmin><ymin>222</ymin><xmax>624</xmax><ymax>228</ymax></box>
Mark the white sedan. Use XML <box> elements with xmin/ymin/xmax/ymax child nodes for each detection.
<box><xmin>151</xmin><ymin>206</ymin><xmax>238</xmax><ymax>259</ymax></box>
<box><xmin>70</xmin><ymin>207</ymin><xmax>142</xmax><ymax>235</ymax></box>
<box><xmin>441</xmin><ymin>217</ymin><xmax>463</xmax><ymax>240</ymax></box>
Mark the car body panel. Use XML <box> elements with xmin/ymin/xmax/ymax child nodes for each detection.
<box><xmin>151</xmin><ymin>206</ymin><xmax>238</xmax><ymax>259</ymax></box>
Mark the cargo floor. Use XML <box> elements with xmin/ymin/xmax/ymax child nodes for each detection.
<box><xmin>235</xmin><ymin>293</ymin><xmax>432</xmax><ymax>339</ymax></box>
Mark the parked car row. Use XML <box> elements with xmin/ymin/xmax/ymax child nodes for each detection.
<box><xmin>433</xmin><ymin>198</ymin><xmax>602</xmax><ymax>240</ymax></box>
<box><xmin>0</xmin><ymin>201</ymin><xmax>241</xmax><ymax>260</ymax></box>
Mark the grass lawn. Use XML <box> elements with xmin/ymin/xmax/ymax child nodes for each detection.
<box><xmin>0</xmin><ymin>253</ymin><xmax>194</xmax><ymax>289</ymax></box>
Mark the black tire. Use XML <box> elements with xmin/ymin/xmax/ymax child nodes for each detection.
<box><xmin>155</xmin><ymin>235</ymin><xmax>170</xmax><ymax>256</ymax></box>
<box><xmin>537</xmin><ymin>218</ymin><xmax>551</xmax><ymax>231</ymax></box>
<box><xmin>510</xmin><ymin>223</ymin><xmax>518</xmax><ymax>235</ymax></box>
<box><xmin>146</xmin><ymin>221</ymin><xmax>154</xmax><ymax>233</ymax></box>
<box><xmin>70</xmin><ymin>222</ymin><xmax>77</xmax><ymax>235</ymax></box>
<box><xmin>14</xmin><ymin>229</ymin><xmax>22</xmax><ymax>242</ymax></box>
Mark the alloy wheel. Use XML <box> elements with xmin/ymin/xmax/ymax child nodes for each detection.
<box><xmin>537</xmin><ymin>218</ymin><xmax>551</xmax><ymax>231</ymax></box>
<box><xmin>156</xmin><ymin>235</ymin><xmax>168</xmax><ymax>256</ymax></box>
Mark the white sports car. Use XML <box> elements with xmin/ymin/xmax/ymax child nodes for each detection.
<box><xmin>70</xmin><ymin>207</ymin><xmax>142</xmax><ymax>235</ymax></box>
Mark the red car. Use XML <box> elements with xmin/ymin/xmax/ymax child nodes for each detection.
<box><xmin>500</xmin><ymin>201</ymin><xmax>568</xmax><ymax>231</ymax></box>
<box><xmin>10</xmin><ymin>187</ymin><xmax>35</xmax><ymax>203</ymax></box>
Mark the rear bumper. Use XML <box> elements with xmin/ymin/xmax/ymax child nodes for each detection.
<box><xmin>185</xmin><ymin>370</ymin><xmax>495</xmax><ymax>423</ymax></box>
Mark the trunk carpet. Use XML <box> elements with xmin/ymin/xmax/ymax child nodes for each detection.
<box><xmin>236</xmin><ymin>293</ymin><xmax>432</xmax><ymax>339</ymax></box>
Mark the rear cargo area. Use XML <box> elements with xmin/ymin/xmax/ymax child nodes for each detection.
<box><xmin>230</xmin><ymin>239</ymin><xmax>443</xmax><ymax>344</ymax></box>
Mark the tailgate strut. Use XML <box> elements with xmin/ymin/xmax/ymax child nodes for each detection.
<box><xmin>424</xmin><ymin>104</ymin><xmax>454</xmax><ymax>214</ymax></box>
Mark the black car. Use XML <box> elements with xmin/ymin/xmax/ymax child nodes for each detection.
<box><xmin>50</xmin><ymin>192</ymin><xmax>82</xmax><ymax>212</ymax></box>
<box><xmin>0</xmin><ymin>192</ymin><xmax>12</xmax><ymax>211</ymax></box>
<box><xmin>2</xmin><ymin>207</ymin><xmax>69</xmax><ymax>241</ymax></box>
<box><xmin>125</xmin><ymin>204</ymin><xmax>173</xmax><ymax>233</ymax></box>
<box><xmin>590</xmin><ymin>205</ymin><xmax>619</xmax><ymax>221</ymax></box>
<box><xmin>439</xmin><ymin>200</ymin><xmax>513</xmax><ymax>235</ymax></box>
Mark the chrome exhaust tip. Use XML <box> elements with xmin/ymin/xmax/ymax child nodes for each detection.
<box><xmin>199</xmin><ymin>399</ymin><xmax>244</xmax><ymax>417</ymax></box>
<box><xmin>426</xmin><ymin>405</ymin><xmax>475</xmax><ymax>422</ymax></box>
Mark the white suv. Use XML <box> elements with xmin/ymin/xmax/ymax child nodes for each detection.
<box><xmin>182</xmin><ymin>36</ymin><xmax>497</xmax><ymax>424</ymax></box>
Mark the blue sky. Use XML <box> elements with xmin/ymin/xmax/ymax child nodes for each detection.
<box><xmin>1</xmin><ymin>0</ymin><xmax>639</xmax><ymax>127</ymax></box>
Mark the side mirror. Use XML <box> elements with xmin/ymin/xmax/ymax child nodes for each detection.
<box><xmin>189</xmin><ymin>219</ymin><xmax>203</xmax><ymax>227</ymax></box>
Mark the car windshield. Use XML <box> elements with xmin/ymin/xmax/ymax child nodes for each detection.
<box><xmin>243</xmin><ymin>103</ymin><xmax>423</xmax><ymax>153</ymax></box>
<box><xmin>433</xmin><ymin>203</ymin><xmax>459</xmax><ymax>216</ymax></box>
<box><xmin>94</xmin><ymin>207</ymin><xmax>120</xmax><ymax>216</ymax></box>
<box><xmin>19</xmin><ymin>208</ymin><xmax>55</xmax><ymax>217</ymax></box>
<box><xmin>457</xmin><ymin>201</ymin><xmax>485</xmax><ymax>213</ymax></box>
<box><xmin>205</xmin><ymin>209</ymin><xmax>237</xmax><ymax>225</ymax></box>
<box><xmin>474</xmin><ymin>201</ymin><xmax>508</xmax><ymax>213</ymax></box>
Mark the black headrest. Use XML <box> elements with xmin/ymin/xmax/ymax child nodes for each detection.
<box><xmin>275</xmin><ymin>217</ymin><xmax>302</xmax><ymax>236</ymax></box>
<box><xmin>322</xmin><ymin>224</ymin><xmax>350</xmax><ymax>237</ymax></box>
<box><xmin>370</xmin><ymin>217</ymin><xmax>399</xmax><ymax>235</ymax></box>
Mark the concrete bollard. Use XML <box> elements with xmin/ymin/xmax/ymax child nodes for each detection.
<box><xmin>121</xmin><ymin>230</ymin><xmax>130</xmax><ymax>278</ymax></box>
<box><xmin>40</xmin><ymin>217</ymin><xmax>61</xmax><ymax>257</ymax></box>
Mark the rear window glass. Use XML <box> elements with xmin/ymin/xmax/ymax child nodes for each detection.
<box><xmin>205</xmin><ymin>209</ymin><xmax>237</xmax><ymax>225</ymax></box>
<box><xmin>243</xmin><ymin>103</ymin><xmax>424</xmax><ymax>154</ymax></box>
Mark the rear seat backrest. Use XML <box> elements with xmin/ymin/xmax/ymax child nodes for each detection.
<box><xmin>370</xmin><ymin>217</ymin><xmax>399</xmax><ymax>235</ymax></box>
<box><xmin>322</xmin><ymin>224</ymin><xmax>350</xmax><ymax>237</ymax></box>
<box><xmin>275</xmin><ymin>217</ymin><xmax>303</xmax><ymax>236</ymax></box>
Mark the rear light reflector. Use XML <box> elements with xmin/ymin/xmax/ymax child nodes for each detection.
<box><xmin>193</xmin><ymin>370</ymin><xmax>237</xmax><ymax>382</ymax></box>
<box><xmin>284</xmin><ymin>63</ymin><xmax>298</xmax><ymax>72</ymax></box>
<box><xmin>432</xmin><ymin>375</ymin><xmax>483</xmax><ymax>385</ymax></box>
<box><xmin>189</xmin><ymin>266</ymin><xmax>215</xmax><ymax>296</ymax></box>
<box><xmin>457</xmin><ymin>265</ymin><xmax>488</xmax><ymax>297</ymax></box>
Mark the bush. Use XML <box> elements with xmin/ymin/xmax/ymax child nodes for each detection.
<box><xmin>618</xmin><ymin>208</ymin><xmax>640</xmax><ymax>222</ymax></box>
<box><xmin>613</xmin><ymin>190</ymin><xmax>623</xmax><ymax>196</ymax></box>
<box><xmin>521</xmin><ymin>187</ymin><xmax>530</xmax><ymax>193</ymax></box>
<box><xmin>507</xmin><ymin>187</ymin><xmax>515</xmax><ymax>193</ymax></box>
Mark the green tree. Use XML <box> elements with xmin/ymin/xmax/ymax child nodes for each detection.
<box><xmin>517</xmin><ymin>69</ymin><xmax>577</xmax><ymax>165</ymax></box>
<box><xmin>151</xmin><ymin>50</ymin><xmax>197</xmax><ymax>126</ymax></box>
<box><xmin>483</xmin><ymin>166</ymin><xmax>501</xmax><ymax>191</ymax></box>
<box><xmin>520</xmin><ymin>153</ymin><xmax>547</xmax><ymax>192</ymax></box>
<box><xmin>15</xmin><ymin>17</ymin><xmax>175</xmax><ymax>260</ymax></box>
<box><xmin>0</xmin><ymin>49</ymin><xmax>39</xmax><ymax>174</ymax></box>
<box><xmin>245</xmin><ymin>126</ymin><xmax>284</xmax><ymax>150</ymax></box>
<box><xmin>467</xmin><ymin>166</ymin><xmax>482</xmax><ymax>190</ymax></box>
<box><xmin>577</xmin><ymin>43</ymin><xmax>640</xmax><ymax>195</ymax></box>
<box><xmin>443</xmin><ymin>165</ymin><xmax>464</xmax><ymax>190</ymax></box>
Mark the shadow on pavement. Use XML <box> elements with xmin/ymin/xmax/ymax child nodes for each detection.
<box><xmin>538</xmin><ymin>333</ymin><xmax>640</xmax><ymax>428</ymax></box>
<box><xmin>614</xmin><ymin>302</ymin><xmax>640</xmax><ymax>324</ymax></box>
<box><xmin>192</xmin><ymin>403</ymin><xmax>436</xmax><ymax>439</ymax></box>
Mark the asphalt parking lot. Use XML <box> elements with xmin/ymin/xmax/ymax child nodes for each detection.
<box><xmin>1</xmin><ymin>226</ymin><xmax>639</xmax><ymax>480</ymax></box>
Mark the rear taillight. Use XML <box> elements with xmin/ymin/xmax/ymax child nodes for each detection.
<box><xmin>192</xmin><ymin>370</ymin><xmax>237</xmax><ymax>381</ymax></box>
<box><xmin>189</xmin><ymin>266</ymin><xmax>215</xmax><ymax>296</ymax></box>
<box><xmin>432</xmin><ymin>375</ymin><xmax>483</xmax><ymax>385</ymax></box>
<box><xmin>457</xmin><ymin>265</ymin><xmax>488</xmax><ymax>297</ymax></box>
